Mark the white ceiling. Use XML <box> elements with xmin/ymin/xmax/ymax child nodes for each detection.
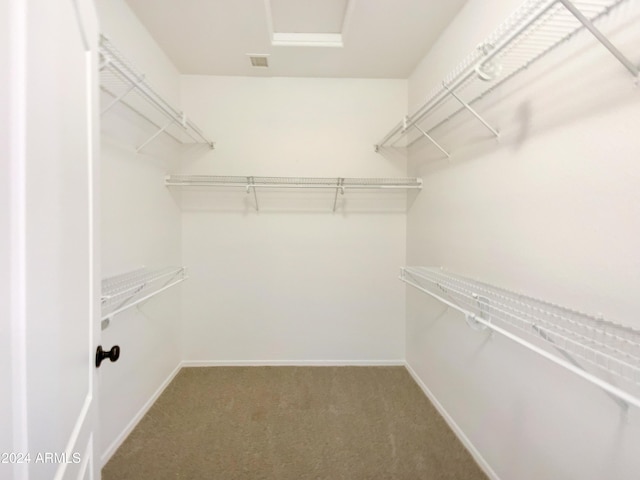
<box><xmin>124</xmin><ymin>0</ymin><xmax>468</xmax><ymax>78</ymax></box>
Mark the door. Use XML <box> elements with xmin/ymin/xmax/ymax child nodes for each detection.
<box><xmin>3</xmin><ymin>0</ymin><xmax>100</xmax><ymax>479</ymax></box>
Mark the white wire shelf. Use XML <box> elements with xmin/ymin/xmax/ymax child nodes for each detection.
<box><xmin>101</xmin><ymin>266</ymin><xmax>187</xmax><ymax>322</ymax></box>
<box><xmin>165</xmin><ymin>174</ymin><xmax>423</xmax><ymax>211</ymax></box>
<box><xmin>376</xmin><ymin>0</ymin><xmax>638</xmax><ymax>153</ymax></box>
<box><xmin>99</xmin><ymin>35</ymin><xmax>214</xmax><ymax>152</ymax></box>
<box><xmin>400</xmin><ymin>266</ymin><xmax>640</xmax><ymax>410</ymax></box>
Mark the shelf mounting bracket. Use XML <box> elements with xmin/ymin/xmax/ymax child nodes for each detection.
<box><xmin>333</xmin><ymin>178</ymin><xmax>345</xmax><ymax>212</ymax></box>
<box><xmin>532</xmin><ymin>324</ymin><xmax>629</xmax><ymax>411</ymax></box>
<box><xmin>412</xmin><ymin>124</ymin><xmax>451</xmax><ymax>158</ymax></box>
<box><xmin>99</xmin><ymin>57</ymin><xmax>111</xmax><ymax>71</ymax></box>
<box><xmin>558</xmin><ymin>0</ymin><xmax>639</xmax><ymax>78</ymax></box>
<box><xmin>137</xmin><ymin>119</ymin><xmax>176</xmax><ymax>153</ymax></box>
<box><xmin>101</xmin><ymin>74</ymin><xmax>145</xmax><ymax>116</ymax></box>
<box><xmin>443</xmin><ymin>83</ymin><xmax>500</xmax><ymax>138</ymax></box>
<box><xmin>247</xmin><ymin>176</ymin><xmax>259</xmax><ymax>211</ymax></box>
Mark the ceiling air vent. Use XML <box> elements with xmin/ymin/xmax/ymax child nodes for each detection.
<box><xmin>248</xmin><ymin>54</ymin><xmax>269</xmax><ymax>68</ymax></box>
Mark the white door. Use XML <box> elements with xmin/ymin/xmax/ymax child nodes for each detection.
<box><xmin>3</xmin><ymin>0</ymin><xmax>101</xmax><ymax>479</ymax></box>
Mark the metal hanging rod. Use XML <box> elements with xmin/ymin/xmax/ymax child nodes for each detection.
<box><xmin>165</xmin><ymin>175</ymin><xmax>422</xmax><ymax>212</ymax></box>
<box><xmin>101</xmin><ymin>266</ymin><xmax>188</xmax><ymax>328</ymax></box>
<box><xmin>165</xmin><ymin>174</ymin><xmax>423</xmax><ymax>189</ymax></box>
<box><xmin>99</xmin><ymin>35</ymin><xmax>215</xmax><ymax>151</ymax></box>
<box><xmin>400</xmin><ymin>266</ymin><xmax>640</xmax><ymax>410</ymax></box>
<box><xmin>375</xmin><ymin>0</ymin><xmax>637</xmax><ymax>153</ymax></box>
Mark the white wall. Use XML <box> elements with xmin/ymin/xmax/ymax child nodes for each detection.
<box><xmin>95</xmin><ymin>0</ymin><xmax>185</xmax><ymax>465</ymax></box>
<box><xmin>178</xmin><ymin>76</ymin><xmax>408</xmax><ymax>364</ymax></box>
<box><xmin>403</xmin><ymin>0</ymin><xmax>640</xmax><ymax>479</ymax></box>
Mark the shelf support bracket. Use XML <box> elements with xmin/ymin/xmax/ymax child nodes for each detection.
<box><xmin>558</xmin><ymin>0</ymin><xmax>639</xmax><ymax>78</ymax></box>
<box><xmin>247</xmin><ymin>176</ymin><xmax>259</xmax><ymax>211</ymax></box>
<box><xmin>442</xmin><ymin>83</ymin><xmax>500</xmax><ymax>138</ymax></box>
<box><xmin>110</xmin><ymin>284</ymin><xmax>146</xmax><ymax>315</ymax></box>
<box><xmin>135</xmin><ymin>270</ymin><xmax>184</xmax><ymax>311</ymax></box>
<box><xmin>136</xmin><ymin>119</ymin><xmax>175</xmax><ymax>153</ymax></box>
<box><xmin>101</xmin><ymin>74</ymin><xmax>145</xmax><ymax>116</ymax></box>
<box><xmin>412</xmin><ymin>124</ymin><xmax>451</xmax><ymax>158</ymax></box>
<box><xmin>532</xmin><ymin>325</ymin><xmax>629</xmax><ymax>411</ymax></box>
<box><xmin>333</xmin><ymin>178</ymin><xmax>345</xmax><ymax>212</ymax></box>
<box><xmin>401</xmin><ymin>115</ymin><xmax>410</xmax><ymax>133</ymax></box>
<box><xmin>101</xmin><ymin>273</ymin><xmax>187</xmax><ymax>322</ymax></box>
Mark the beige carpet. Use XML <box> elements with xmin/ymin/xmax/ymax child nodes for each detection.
<box><xmin>102</xmin><ymin>366</ymin><xmax>487</xmax><ymax>480</ymax></box>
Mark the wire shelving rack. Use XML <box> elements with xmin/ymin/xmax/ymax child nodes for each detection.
<box><xmin>164</xmin><ymin>174</ymin><xmax>423</xmax><ymax>211</ymax></box>
<box><xmin>101</xmin><ymin>267</ymin><xmax>187</xmax><ymax>325</ymax></box>
<box><xmin>376</xmin><ymin>0</ymin><xmax>638</xmax><ymax>154</ymax></box>
<box><xmin>400</xmin><ymin>266</ymin><xmax>640</xmax><ymax>410</ymax></box>
<box><xmin>99</xmin><ymin>36</ymin><xmax>215</xmax><ymax>152</ymax></box>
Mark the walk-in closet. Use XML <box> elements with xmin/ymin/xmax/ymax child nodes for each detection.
<box><xmin>3</xmin><ymin>0</ymin><xmax>640</xmax><ymax>478</ymax></box>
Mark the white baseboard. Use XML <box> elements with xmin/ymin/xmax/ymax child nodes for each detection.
<box><xmin>100</xmin><ymin>362</ymin><xmax>182</xmax><ymax>467</ymax></box>
<box><xmin>181</xmin><ymin>359</ymin><xmax>406</xmax><ymax>367</ymax></box>
<box><xmin>403</xmin><ymin>362</ymin><xmax>500</xmax><ymax>480</ymax></box>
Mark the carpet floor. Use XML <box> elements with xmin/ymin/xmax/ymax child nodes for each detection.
<box><xmin>102</xmin><ymin>366</ymin><xmax>488</xmax><ymax>480</ymax></box>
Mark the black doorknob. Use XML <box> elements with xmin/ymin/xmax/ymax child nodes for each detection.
<box><xmin>96</xmin><ymin>345</ymin><xmax>121</xmax><ymax>367</ymax></box>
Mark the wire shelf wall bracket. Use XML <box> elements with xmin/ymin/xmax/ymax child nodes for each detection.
<box><xmin>375</xmin><ymin>0</ymin><xmax>639</xmax><ymax>154</ymax></box>
<box><xmin>442</xmin><ymin>83</ymin><xmax>500</xmax><ymax>138</ymax></box>
<box><xmin>101</xmin><ymin>266</ymin><xmax>188</xmax><ymax>329</ymax></box>
<box><xmin>99</xmin><ymin>35</ymin><xmax>215</xmax><ymax>152</ymax></box>
<box><xmin>164</xmin><ymin>174</ymin><xmax>423</xmax><ymax>212</ymax></box>
<box><xmin>400</xmin><ymin>266</ymin><xmax>640</xmax><ymax>411</ymax></box>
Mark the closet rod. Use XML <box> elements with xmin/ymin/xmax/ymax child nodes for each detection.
<box><xmin>101</xmin><ymin>55</ymin><xmax>183</xmax><ymax>131</ymax></box>
<box><xmin>102</xmin><ymin>276</ymin><xmax>186</xmax><ymax>321</ymax></box>
<box><xmin>166</xmin><ymin>183</ymin><xmax>423</xmax><ymax>189</ymax></box>
<box><xmin>164</xmin><ymin>175</ymin><xmax>423</xmax><ymax>190</ymax></box>
<box><xmin>101</xmin><ymin>267</ymin><xmax>188</xmax><ymax>323</ymax></box>
<box><xmin>376</xmin><ymin>0</ymin><xmax>637</xmax><ymax>151</ymax></box>
<box><xmin>165</xmin><ymin>175</ymin><xmax>422</xmax><ymax>212</ymax></box>
<box><xmin>100</xmin><ymin>85</ymin><xmax>187</xmax><ymax>146</ymax></box>
<box><xmin>400</xmin><ymin>266</ymin><xmax>640</xmax><ymax>410</ymax></box>
<box><xmin>102</xmin><ymin>58</ymin><xmax>204</xmax><ymax>147</ymax></box>
<box><xmin>376</xmin><ymin>0</ymin><xmax>559</xmax><ymax>148</ymax></box>
<box><xmin>99</xmin><ymin>36</ymin><xmax>215</xmax><ymax>149</ymax></box>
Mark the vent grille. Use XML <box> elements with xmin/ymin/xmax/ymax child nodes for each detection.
<box><xmin>248</xmin><ymin>55</ymin><xmax>269</xmax><ymax>68</ymax></box>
